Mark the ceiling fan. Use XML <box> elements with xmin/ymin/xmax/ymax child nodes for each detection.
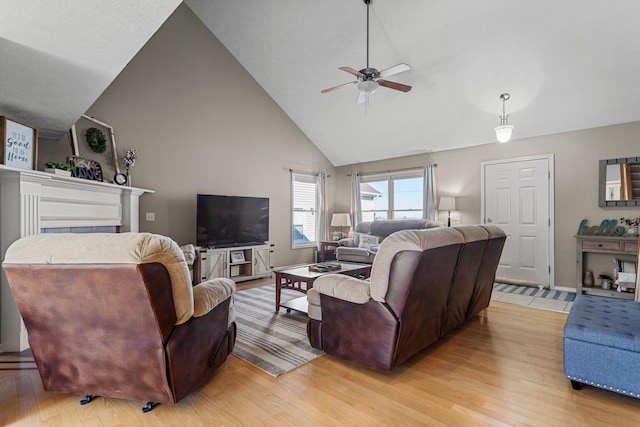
<box><xmin>321</xmin><ymin>0</ymin><xmax>412</xmax><ymax>105</ymax></box>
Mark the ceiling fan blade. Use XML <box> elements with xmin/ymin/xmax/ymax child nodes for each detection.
<box><xmin>357</xmin><ymin>91</ymin><xmax>368</xmax><ymax>105</ymax></box>
<box><xmin>375</xmin><ymin>63</ymin><xmax>411</xmax><ymax>78</ymax></box>
<box><xmin>339</xmin><ymin>67</ymin><xmax>365</xmax><ymax>78</ymax></box>
<box><xmin>321</xmin><ymin>81</ymin><xmax>358</xmax><ymax>94</ymax></box>
<box><xmin>378</xmin><ymin>79</ymin><xmax>412</xmax><ymax>93</ymax></box>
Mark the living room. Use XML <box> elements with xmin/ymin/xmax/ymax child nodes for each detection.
<box><xmin>2</xmin><ymin>1</ymin><xmax>640</xmax><ymax>425</ymax></box>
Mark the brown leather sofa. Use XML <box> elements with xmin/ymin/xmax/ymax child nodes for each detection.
<box><xmin>2</xmin><ymin>232</ymin><xmax>236</xmax><ymax>411</ymax></box>
<box><xmin>306</xmin><ymin>225</ymin><xmax>506</xmax><ymax>371</ymax></box>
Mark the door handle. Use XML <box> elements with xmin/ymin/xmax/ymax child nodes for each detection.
<box><xmin>487</xmin><ymin>218</ymin><xmax>493</xmax><ymax>223</ymax></box>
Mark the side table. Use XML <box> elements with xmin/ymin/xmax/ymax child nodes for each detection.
<box><xmin>318</xmin><ymin>240</ymin><xmax>339</xmax><ymax>262</ymax></box>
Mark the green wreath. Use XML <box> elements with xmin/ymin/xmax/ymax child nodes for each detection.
<box><xmin>85</xmin><ymin>127</ymin><xmax>107</xmax><ymax>153</ymax></box>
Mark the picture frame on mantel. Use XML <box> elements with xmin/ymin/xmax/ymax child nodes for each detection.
<box><xmin>1</xmin><ymin>116</ymin><xmax>38</xmax><ymax>170</ymax></box>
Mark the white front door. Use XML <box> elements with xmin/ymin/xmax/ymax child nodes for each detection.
<box><xmin>481</xmin><ymin>155</ymin><xmax>554</xmax><ymax>287</ymax></box>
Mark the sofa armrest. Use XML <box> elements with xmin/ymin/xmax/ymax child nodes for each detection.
<box><xmin>192</xmin><ymin>278</ymin><xmax>236</xmax><ymax>318</ymax></box>
<box><xmin>338</xmin><ymin>237</ymin><xmax>355</xmax><ymax>247</ymax></box>
<box><xmin>313</xmin><ymin>274</ymin><xmax>371</xmax><ymax>303</ymax></box>
<box><xmin>307</xmin><ymin>274</ymin><xmax>371</xmax><ymax>321</ymax></box>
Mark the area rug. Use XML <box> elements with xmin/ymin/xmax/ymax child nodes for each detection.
<box><xmin>493</xmin><ymin>283</ymin><xmax>576</xmax><ymax>301</ymax></box>
<box><xmin>232</xmin><ymin>284</ymin><xmax>323</xmax><ymax>376</ymax></box>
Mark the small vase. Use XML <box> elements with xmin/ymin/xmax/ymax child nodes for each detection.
<box><xmin>627</xmin><ymin>227</ymin><xmax>638</xmax><ymax>236</ymax></box>
<box><xmin>126</xmin><ymin>174</ymin><xmax>131</xmax><ymax>187</ymax></box>
<box><xmin>583</xmin><ymin>270</ymin><xmax>594</xmax><ymax>287</ymax></box>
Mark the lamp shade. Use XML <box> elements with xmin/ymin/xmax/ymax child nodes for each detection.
<box><xmin>438</xmin><ymin>196</ymin><xmax>456</xmax><ymax>211</ymax></box>
<box><xmin>331</xmin><ymin>213</ymin><xmax>352</xmax><ymax>227</ymax></box>
<box><xmin>495</xmin><ymin>125</ymin><xmax>514</xmax><ymax>143</ymax></box>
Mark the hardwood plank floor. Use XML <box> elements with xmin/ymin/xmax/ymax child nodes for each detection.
<box><xmin>2</xmin><ymin>288</ymin><xmax>640</xmax><ymax>426</ymax></box>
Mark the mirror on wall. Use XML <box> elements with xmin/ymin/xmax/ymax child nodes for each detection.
<box><xmin>599</xmin><ymin>157</ymin><xmax>640</xmax><ymax>207</ymax></box>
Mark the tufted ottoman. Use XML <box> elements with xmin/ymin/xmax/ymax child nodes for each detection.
<box><xmin>564</xmin><ymin>295</ymin><xmax>640</xmax><ymax>398</ymax></box>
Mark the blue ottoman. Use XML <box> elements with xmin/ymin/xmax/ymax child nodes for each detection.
<box><xmin>564</xmin><ymin>295</ymin><xmax>640</xmax><ymax>398</ymax></box>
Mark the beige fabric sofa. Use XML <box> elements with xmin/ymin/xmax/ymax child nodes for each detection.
<box><xmin>336</xmin><ymin>219</ymin><xmax>444</xmax><ymax>263</ymax></box>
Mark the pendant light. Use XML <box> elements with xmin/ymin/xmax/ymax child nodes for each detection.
<box><xmin>494</xmin><ymin>93</ymin><xmax>514</xmax><ymax>143</ymax></box>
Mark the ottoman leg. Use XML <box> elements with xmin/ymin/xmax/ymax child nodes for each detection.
<box><xmin>570</xmin><ymin>380</ymin><xmax>583</xmax><ymax>390</ymax></box>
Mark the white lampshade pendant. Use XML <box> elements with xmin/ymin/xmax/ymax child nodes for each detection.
<box><xmin>495</xmin><ymin>93</ymin><xmax>514</xmax><ymax>143</ymax></box>
<box><xmin>495</xmin><ymin>124</ymin><xmax>514</xmax><ymax>143</ymax></box>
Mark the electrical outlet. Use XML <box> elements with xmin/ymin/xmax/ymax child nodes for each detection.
<box><xmin>146</xmin><ymin>212</ymin><xmax>155</xmax><ymax>221</ymax></box>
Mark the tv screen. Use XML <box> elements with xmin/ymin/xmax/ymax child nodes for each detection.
<box><xmin>197</xmin><ymin>194</ymin><xmax>269</xmax><ymax>248</ymax></box>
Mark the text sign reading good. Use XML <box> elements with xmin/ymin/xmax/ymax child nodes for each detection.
<box><xmin>3</xmin><ymin>118</ymin><xmax>36</xmax><ymax>170</ymax></box>
<box><xmin>577</xmin><ymin>219</ymin><xmax>626</xmax><ymax>236</ymax></box>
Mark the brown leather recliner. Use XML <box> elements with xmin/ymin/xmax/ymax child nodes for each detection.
<box><xmin>306</xmin><ymin>225</ymin><xmax>506</xmax><ymax>371</ymax></box>
<box><xmin>2</xmin><ymin>232</ymin><xmax>236</xmax><ymax>411</ymax></box>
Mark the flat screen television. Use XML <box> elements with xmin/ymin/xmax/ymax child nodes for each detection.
<box><xmin>197</xmin><ymin>194</ymin><xmax>269</xmax><ymax>248</ymax></box>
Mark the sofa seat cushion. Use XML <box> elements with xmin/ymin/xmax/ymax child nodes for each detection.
<box><xmin>564</xmin><ymin>295</ymin><xmax>640</xmax><ymax>352</ymax></box>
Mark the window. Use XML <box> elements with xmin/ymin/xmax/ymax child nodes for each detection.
<box><xmin>360</xmin><ymin>170</ymin><xmax>423</xmax><ymax>220</ymax></box>
<box><xmin>292</xmin><ymin>172</ymin><xmax>317</xmax><ymax>248</ymax></box>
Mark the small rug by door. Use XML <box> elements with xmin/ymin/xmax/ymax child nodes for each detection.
<box><xmin>232</xmin><ymin>284</ymin><xmax>323</xmax><ymax>376</ymax></box>
<box><xmin>493</xmin><ymin>283</ymin><xmax>576</xmax><ymax>301</ymax></box>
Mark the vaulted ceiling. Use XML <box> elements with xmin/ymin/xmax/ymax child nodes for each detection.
<box><xmin>2</xmin><ymin>1</ymin><xmax>640</xmax><ymax>166</ymax></box>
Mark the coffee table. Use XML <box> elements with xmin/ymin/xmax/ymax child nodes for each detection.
<box><xmin>274</xmin><ymin>262</ymin><xmax>372</xmax><ymax>313</ymax></box>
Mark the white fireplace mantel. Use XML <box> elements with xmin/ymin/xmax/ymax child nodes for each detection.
<box><xmin>0</xmin><ymin>164</ymin><xmax>154</xmax><ymax>352</ymax></box>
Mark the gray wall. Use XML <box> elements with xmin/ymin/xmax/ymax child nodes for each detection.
<box><xmin>334</xmin><ymin>121</ymin><xmax>640</xmax><ymax>288</ymax></box>
<box><xmin>40</xmin><ymin>4</ymin><xmax>335</xmax><ymax>267</ymax></box>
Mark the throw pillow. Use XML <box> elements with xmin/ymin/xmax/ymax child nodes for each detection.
<box><xmin>358</xmin><ymin>234</ymin><xmax>379</xmax><ymax>249</ymax></box>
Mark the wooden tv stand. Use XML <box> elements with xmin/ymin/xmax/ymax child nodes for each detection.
<box><xmin>195</xmin><ymin>244</ymin><xmax>274</xmax><ymax>283</ymax></box>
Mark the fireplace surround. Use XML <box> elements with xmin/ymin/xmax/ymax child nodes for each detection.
<box><xmin>0</xmin><ymin>165</ymin><xmax>153</xmax><ymax>352</ymax></box>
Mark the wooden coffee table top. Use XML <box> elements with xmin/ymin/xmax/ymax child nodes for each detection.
<box><xmin>274</xmin><ymin>262</ymin><xmax>371</xmax><ymax>280</ymax></box>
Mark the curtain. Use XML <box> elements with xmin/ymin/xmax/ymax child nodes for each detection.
<box><xmin>315</xmin><ymin>173</ymin><xmax>328</xmax><ymax>247</ymax></box>
<box><xmin>422</xmin><ymin>164</ymin><xmax>437</xmax><ymax>221</ymax></box>
<box><xmin>350</xmin><ymin>173</ymin><xmax>362</xmax><ymax>231</ymax></box>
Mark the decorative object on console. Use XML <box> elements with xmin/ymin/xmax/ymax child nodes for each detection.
<box><xmin>620</xmin><ymin>217</ymin><xmax>640</xmax><ymax>235</ymax></box>
<box><xmin>230</xmin><ymin>251</ymin><xmax>245</xmax><ymax>263</ymax></box>
<box><xmin>583</xmin><ymin>270</ymin><xmax>594</xmax><ymax>287</ymax></box>
<box><xmin>1</xmin><ymin>116</ymin><xmax>38</xmax><ymax>170</ymax></box>
<box><xmin>66</xmin><ymin>155</ymin><xmax>103</xmax><ymax>182</ymax></box>
<box><xmin>577</xmin><ymin>219</ymin><xmax>626</xmax><ymax>236</ymax></box>
<box><xmin>123</xmin><ymin>148</ymin><xmax>136</xmax><ymax>186</ymax></box>
<box><xmin>494</xmin><ymin>93</ymin><xmax>514</xmax><ymax>143</ymax></box>
<box><xmin>438</xmin><ymin>196</ymin><xmax>456</xmax><ymax>227</ymax></box>
<box><xmin>331</xmin><ymin>213</ymin><xmax>352</xmax><ymax>238</ymax></box>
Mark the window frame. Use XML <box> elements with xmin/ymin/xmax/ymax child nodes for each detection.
<box><xmin>360</xmin><ymin>169</ymin><xmax>424</xmax><ymax>220</ymax></box>
<box><xmin>291</xmin><ymin>172</ymin><xmax>318</xmax><ymax>249</ymax></box>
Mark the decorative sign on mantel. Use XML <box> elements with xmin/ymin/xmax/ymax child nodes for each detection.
<box><xmin>577</xmin><ymin>219</ymin><xmax>626</xmax><ymax>236</ymax></box>
<box><xmin>0</xmin><ymin>116</ymin><xmax>38</xmax><ymax>170</ymax></box>
<box><xmin>66</xmin><ymin>155</ymin><xmax>103</xmax><ymax>182</ymax></box>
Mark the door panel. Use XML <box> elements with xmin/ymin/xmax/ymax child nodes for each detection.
<box><xmin>483</xmin><ymin>157</ymin><xmax>552</xmax><ymax>286</ymax></box>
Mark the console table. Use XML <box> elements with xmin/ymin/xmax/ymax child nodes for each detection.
<box><xmin>575</xmin><ymin>235</ymin><xmax>638</xmax><ymax>300</ymax></box>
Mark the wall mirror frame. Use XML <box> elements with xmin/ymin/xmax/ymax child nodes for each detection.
<box><xmin>598</xmin><ymin>156</ymin><xmax>640</xmax><ymax>207</ymax></box>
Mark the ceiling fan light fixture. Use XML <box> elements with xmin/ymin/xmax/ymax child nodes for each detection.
<box><xmin>494</xmin><ymin>93</ymin><xmax>514</xmax><ymax>143</ymax></box>
<box><xmin>358</xmin><ymin>80</ymin><xmax>379</xmax><ymax>94</ymax></box>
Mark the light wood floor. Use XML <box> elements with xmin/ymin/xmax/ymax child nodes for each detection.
<box><xmin>2</xmin><ymin>285</ymin><xmax>640</xmax><ymax>426</ymax></box>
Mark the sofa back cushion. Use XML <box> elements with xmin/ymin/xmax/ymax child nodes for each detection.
<box><xmin>370</xmin><ymin>227</ymin><xmax>464</xmax><ymax>302</ymax></box>
<box><xmin>370</xmin><ymin>219</ymin><xmax>426</xmax><ymax>239</ymax></box>
<box><xmin>4</xmin><ymin>232</ymin><xmax>194</xmax><ymax>325</ymax></box>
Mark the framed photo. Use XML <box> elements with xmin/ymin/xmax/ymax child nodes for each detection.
<box><xmin>230</xmin><ymin>251</ymin><xmax>245</xmax><ymax>263</ymax></box>
<box><xmin>1</xmin><ymin>116</ymin><xmax>38</xmax><ymax>170</ymax></box>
